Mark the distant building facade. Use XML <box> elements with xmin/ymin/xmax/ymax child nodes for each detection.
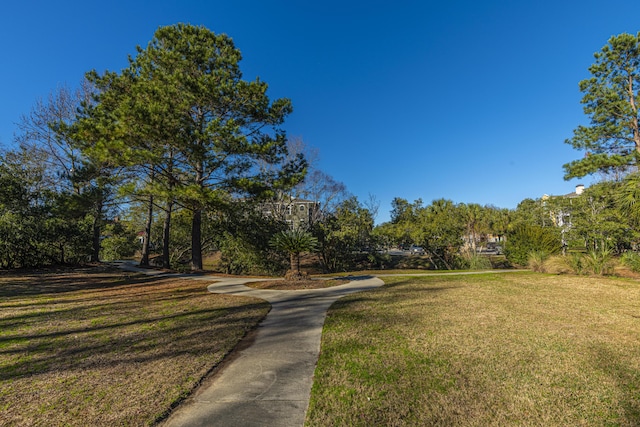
<box><xmin>261</xmin><ymin>197</ymin><xmax>320</xmax><ymax>230</ymax></box>
<box><xmin>542</xmin><ymin>184</ymin><xmax>585</xmax><ymax>250</ymax></box>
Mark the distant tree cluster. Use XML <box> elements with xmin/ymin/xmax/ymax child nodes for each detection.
<box><xmin>373</xmin><ymin>199</ymin><xmax>509</xmax><ymax>269</ymax></box>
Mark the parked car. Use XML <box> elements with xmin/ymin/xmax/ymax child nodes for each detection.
<box><xmin>409</xmin><ymin>245</ymin><xmax>425</xmax><ymax>255</ymax></box>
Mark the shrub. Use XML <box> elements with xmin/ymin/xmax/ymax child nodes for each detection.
<box><xmin>527</xmin><ymin>250</ymin><xmax>548</xmax><ymax>272</ymax></box>
<box><xmin>583</xmin><ymin>248</ymin><xmax>615</xmax><ymax>276</ymax></box>
<box><xmin>218</xmin><ymin>231</ymin><xmax>285</xmax><ymax>275</ymax></box>
<box><xmin>461</xmin><ymin>252</ymin><xmax>492</xmax><ymax>270</ymax></box>
<box><xmin>621</xmin><ymin>251</ymin><xmax>640</xmax><ymax>273</ymax></box>
<box><xmin>100</xmin><ymin>223</ymin><xmax>139</xmax><ymax>262</ymax></box>
<box><xmin>366</xmin><ymin>252</ymin><xmax>392</xmax><ymax>269</ymax></box>
<box><xmin>543</xmin><ymin>254</ymin><xmax>575</xmax><ymax>275</ymax></box>
<box><xmin>504</xmin><ymin>224</ymin><xmax>561</xmax><ymax>267</ymax></box>
<box><xmin>565</xmin><ymin>252</ymin><xmax>585</xmax><ymax>275</ymax></box>
<box><xmin>270</xmin><ymin>229</ymin><xmax>318</xmax><ymax>278</ymax></box>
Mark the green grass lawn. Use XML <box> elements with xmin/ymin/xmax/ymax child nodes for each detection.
<box><xmin>0</xmin><ymin>267</ymin><xmax>269</xmax><ymax>426</ymax></box>
<box><xmin>306</xmin><ymin>272</ymin><xmax>640</xmax><ymax>426</ymax></box>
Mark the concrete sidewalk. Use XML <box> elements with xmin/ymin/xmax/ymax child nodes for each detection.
<box><xmin>159</xmin><ymin>275</ymin><xmax>384</xmax><ymax>427</ymax></box>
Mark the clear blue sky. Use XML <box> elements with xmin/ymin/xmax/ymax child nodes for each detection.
<box><xmin>2</xmin><ymin>0</ymin><xmax>640</xmax><ymax>223</ymax></box>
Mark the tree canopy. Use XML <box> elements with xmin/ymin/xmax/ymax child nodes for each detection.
<box><xmin>78</xmin><ymin>24</ymin><xmax>307</xmax><ymax>270</ymax></box>
<box><xmin>564</xmin><ymin>32</ymin><xmax>640</xmax><ymax>179</ymax></box>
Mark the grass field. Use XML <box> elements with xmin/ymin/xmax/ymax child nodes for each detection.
<box><xmin>5</xmin><ymin>267</ymin><xmax>640</xmax><ymax>426</ymax></box>
<box><xmin>306</xmin><ymin>272</ymin><xmax>640</xmax><ymax>426</ymax></box>
<box><xmin>0</xmin><ymin>267</ymin><xmax>269</xmax><ymax>426</ymax></box>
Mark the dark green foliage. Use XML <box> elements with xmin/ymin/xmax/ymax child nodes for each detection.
<box><xmin>211</xmin><ymin>202</ymin><xmax>288</xmax><ymax>275</ymax></box>
<box><xmin>415</xmin><ymin>199</ymin><xmax>466</xmax><ymax>269</ymax></box>
<box><xmin>376</xmin><ymin>198</ymin><xmax>512</xmax><ymax>270</ymax></box>
<box><xmin>511</xmin><ymin>198</ymin><xmax>550</xmax><ymax>228</ymax></box>
<box><xmin>504</xmin><ymin>224</ymin><xmax>562</xmax><ymax>267</ymax></box>
<box><xmin>621</xmin><ymin>251</ymin><xmax>640</xmax><ymax>272</ymax></box>
<box><xmin>6</xmin><ymin>25</ymin><xmax>306</xmax><ymax>272</ymax></box>
<box><xmin>83</xmin><ymin>24</ymin><xmax>306</xmax><ymax>270</ymax></box>
<box><xmin>313</xmin><ymin>197</ymin><xmax>375</xmax><ymax>272</ymax></box>
<box><xmin>0</xmin><ymin>149</ymin><xmax>94</xmax><ymax>268</ymax></box>
<box><xmin>616</xmin><ymin>172</ymin><xmax>640</xmax><ymax>226</ymax></box>
<box><xmin>270</xmin><ymin>229</ymin><xmax>318</xmax><ymax>275</ymax></box>
<box><xmin>100</xmin><ymin>221</ymin><xmax>139</xmax><ymax>261</ymax></box>
<box><xmin>546</xmin><ymin>181</ymin><xmax>638</xmax><ymax>253</ymax></box>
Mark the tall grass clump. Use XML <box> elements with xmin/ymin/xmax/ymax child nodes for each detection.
<box><xmin>461</xmin><ymin>252</ymin><xmax>493</xmax><ymax>270</ymax></box>
<box><xmin>565</xmin><ymin>252</ymin><xmax>585</xmax><ymax>275</ymax></box>
<box><xmin>621</xmin><ymin>251</ymin><xmax>640</xmax><ymax>273</ymax></box>
<box><xmin>527</xmin><ymin>250</ymin><xmax>548</xmax><ymax>272</ymax></box>
<box><xmin>583</xmin><ymin>248</ymin><xmax>615</xmax><ymax>276</ymax></box>
<box><xmin>539</xmin><ymin>254</ymin><xmax>573</xmax><ymax>274</ymax></box>
<box><xmin>543</xmin><ymin>251</ymin><xmax>614</xmax><ymax>276</ymax></box>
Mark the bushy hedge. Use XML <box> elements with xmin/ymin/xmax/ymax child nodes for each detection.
<box><xmin>505</xmin><ymin>224</ymin><xmax>562</xmax><ymax>267</ymax></box>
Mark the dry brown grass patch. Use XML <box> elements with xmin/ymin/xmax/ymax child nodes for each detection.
<box><xmin>0</xmin><ymin>267</ymin><xmax>269</xmax><ymax>426</ymax></box>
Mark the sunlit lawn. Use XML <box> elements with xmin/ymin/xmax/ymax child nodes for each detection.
<box><xmin>0</xmin><ymin>267</ymin><xmax>269</xmax><ymax>426</ymax></box>
<box><xmin>307</xmin><ymin>272</ymin><xmax>640</xmax><ymax>426</ymax></box>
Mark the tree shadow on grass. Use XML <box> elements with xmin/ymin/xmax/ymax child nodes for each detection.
<box><xmin>589</xmin><ymin>344</ymin><xmax>640</xmax><ymax>425</ymax></box>
<box><xmin>0</xmin><ymin>300</ymin><xmax>270</xmax><ymax>382</ymax></box>
<box><xmin>0</xmin><ymin>268</ymin><xmax>173</xmax><ymax>298</ymax></box>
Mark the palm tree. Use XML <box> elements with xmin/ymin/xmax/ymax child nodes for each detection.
<box><xmin>270</xmin><ymin>229</ymin><xmax>318</xmax><ymax>279</ymax></box>
<box><xmin>616</xmin><ymin>172</ymin><xmax>640</xmax><ymax>225</ymax></box>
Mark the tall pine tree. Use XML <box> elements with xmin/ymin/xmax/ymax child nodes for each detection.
<box><xmin>564</xmin><ymin>32</ymin><xmax>640</xmax><ymax>179</ymax></box>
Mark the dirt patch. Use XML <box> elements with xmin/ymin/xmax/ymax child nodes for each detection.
<box><xmin>245</xmin><ymin>278</ymin><xmax>350</xmax><ymax>290</ymax></box>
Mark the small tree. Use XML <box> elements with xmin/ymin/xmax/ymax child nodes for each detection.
<box><xmin>414</xmin><ymin>199</ymin><xmax>465</xmax><ymax>270</ymax></box>
<box><xmin>270</xmin><ymin>229</ymin><xmax>318</xmax><ymax>279</ymax></box>
<box><xmin>313</xmin><ymin>197</ymin><xmax>375</xmax><ymax>272</ymax></box>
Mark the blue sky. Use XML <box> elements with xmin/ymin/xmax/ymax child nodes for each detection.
<box><xmin>2</xmin><ymin>0</ymin><xmax>640</xmax><ymax>223</ymax></box>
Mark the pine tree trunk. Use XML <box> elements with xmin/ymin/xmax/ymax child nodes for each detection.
<box><xmin>162</xmin><ymin>200</ymin><xmax>173</xmax><ymax>269</ymax></box>
<box><xmin>140</xmin><ymin>194</ymin><xmax>153</xmax><ymax>267</ymax></box>
<box><xmin>627</xmin><ymin>75</ymin><xmax>640</xmax><ymax>153</ymax></box>
<box><xmin>91</xmin><ymin>195</ymin><xmax>103</xmax><ymax>263</ymax></box>
<box><xmin>191</xmin><ymin>162</ymin><xmax>204</xmax><ymax>271</ymax></box>
<box><xmin>191</xmin><ymin>209</ymin><xmax>203</xmax><ymax>271</ymax></box>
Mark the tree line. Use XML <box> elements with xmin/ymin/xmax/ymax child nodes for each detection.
<box><xmin>1</xmin><ymin>29</ymin><xmax>640</xmax><ymax>273</ymax></box>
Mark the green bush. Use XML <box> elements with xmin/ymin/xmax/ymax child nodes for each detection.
<box><xmin>100</xmin><ymin>223</ymin><xmax>139</xmax><ymax>262</ymax></box>
<box><xmin>504</xmin><ymin>224</ymin><xmax>561</xmax><ymax>267</ymax></box>
<box><xmin>583</xmin><ymin>248</ymin><xmax>615</xmax><ymax>276</ymax></box>
<box><xmin>461</xmin><ymin>252</ymin><xmax>492</xmax><ymax>270</ymax></box>
<box><xmin>621</xmin><ymin>251</ymin><xmax>640</xmax><ymax>272</ymax></box>
<box><xmin>218</xmin><ymin>231</ymin><xmax>286</xmax><ymax>275</ymax></box>
<box><xmin>566</xmin><ymin>252</ymin><xmax>585</xmax><ymax>275</ymax></box>
<box><xmin>366</xmin><ymin>252</ymin><xmax>393</xmax><ymax>269</ymax></box>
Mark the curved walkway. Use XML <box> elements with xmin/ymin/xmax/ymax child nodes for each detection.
<box><xmin>111</xmin><ymin>262</ymin><xmax>519</xmax><ymax>426</ymax></box>
<box><xmin>160</xmin><ymin>275</ymin><xmax>384</xmax><ymax>427</ymax></box>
